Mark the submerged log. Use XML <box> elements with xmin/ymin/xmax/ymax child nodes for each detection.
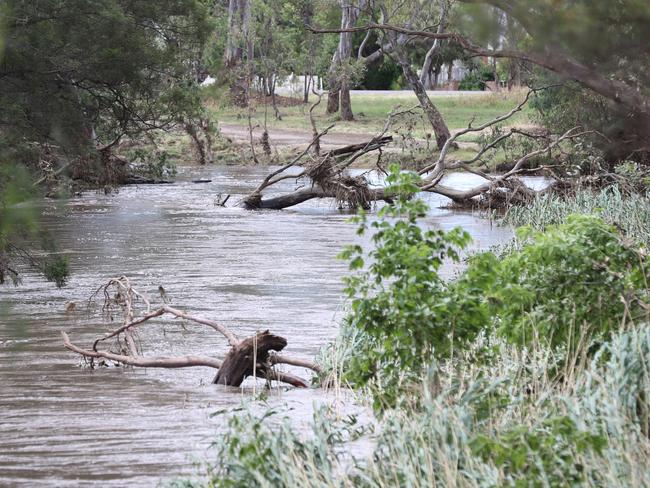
<box><xmin>213</xmin><ymin>330</ymin><xmax>287</xmax><ymax>386</ymax></box>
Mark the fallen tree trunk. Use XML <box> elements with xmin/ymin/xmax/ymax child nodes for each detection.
<box><xmin>62</xmin><ymin>277</ymin><xmax>319</xmax><ymax>389</ymax></box>
<box><xmin>240</xmin><ymin>130</ymin><xmax>393</xmax><ymax>211</ymax></box>
<box><xmin>242</xmin><ymin>186</ymin><xmax>328</xmax><ymax>210</ymax></box>
<box><xmin>213</xmin><ymin>330</ymin><xmax>286</xmax><ymax>386</ymax></box>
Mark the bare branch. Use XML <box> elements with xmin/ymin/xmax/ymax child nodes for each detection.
<box><xmin>270</xmin><ymin>354</ymin><xmax>322</xmax><ymax>374</ymax></box>
<box><xmin>63</xmin><ymin>278</ymin><xmax>316</xmax><ymax>389</ymax></box>
<box><xmin>64</xmin><ymin>332</ymin><xmax>223</xmax><ymax>369</ymax></box>
<box><xmin>252</xmin><ymin>124</ymin><xmax>335</xmax><ymax>194</ymax></box>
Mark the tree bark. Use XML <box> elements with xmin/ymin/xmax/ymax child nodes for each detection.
<box><xmin>395</xmin><ymin>50</ymin><xmax>452</xmax><ymax>149</ymax></box>
<box><xmin>340</xmin><ymin>81</ymin><xmax>354</xmax><ymax>121</ymax></box>
<box><xmin>326</xmin><ymin>51</ymin><xmax>341</xmax><ymax>114</ymax></box>
<box><xmin>420</xmin><ymin>0</ymin><xmax>448</xmax><ymax>89</ymax></box>
<box><xmin>243</xmin><ymin>187</ymin><xmax>328</xmax><ymax>210</ymax></box>
<box><xmin>224</xmin><ymin>0</ymin><xmax>251</xmax><ymax>107</ymax></box>
<box><xmin>326</xmin><ymin>0</ymin><xmax>362</xmax><ymax>117</ymax></box>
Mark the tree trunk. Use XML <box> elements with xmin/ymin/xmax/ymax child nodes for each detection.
<box><xmin>213</xmin><ymin>330</ymin><xmax>289</xmax><ymax>387</ymax></box>
<box><xmin>326</xmin><ymin>49</ymin><xmax>341</xmax><ymax>114</ymax></box>
<box><xmin>420</xmin><ymin>0</ymin><xmax>448</xmax><ymax>88</ymax></box>
<box><xmin>303</xmin><ymin>74</ymin><xmax>310</xmax><ymax>103</ymax></box>
<box><xmin>340</xmin><ymin>81</ymin><xmax>353</xmax><ymax>121</ymax></box>
<box><xmin>492</xmin><ymin>58</ymin><xmax>500</xmax><ymax>92</ymax></box>
<box><xmin>326</xmin><ymin>0</ymin><xmax>361</xmax><ymax>116</ymax></box>
<box><xmin>396</xmin><ymin>50</ymin><xmax>451</xmax><ymax>149</ymax></box>
<box><xmin>224</xmin><ymin>0</ymin><xmax>251</xmax><ymax>107</ymax></box>
<box><xmin>243</xmin><ymin>187</ymin><xmax>328</xmax><ymax>210</ymax></box>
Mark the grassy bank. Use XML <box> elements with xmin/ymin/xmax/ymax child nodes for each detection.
<box><xmin>174</xmin><ymin>326</ymin><xmax>650</xmax><ymax>487</ymax></box>
<box><xmin>502</xmin><ymin>187</ymin><xmax>650</xmax><ymax>246</ymax></box>
<box><xmin>205</xmin><ymin>89</ymin><xmax>532</xmax><ymax>137</ymax></box>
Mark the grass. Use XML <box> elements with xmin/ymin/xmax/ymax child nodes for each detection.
<box><xmin>205</xmin><ymin>88</ymin><xmax>532</xmax><ymax>137</ymax></box>
<box><xmin>501</xmin><ymin>186</ymin><xmax>650</xmax><ymax>247</ymax></box>
<box><xmin>173</xmin><ymin>324</ymin><xmax>650</xmax><ymax>487</ymax></box>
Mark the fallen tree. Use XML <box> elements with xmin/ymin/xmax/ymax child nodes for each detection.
<box><xmin>240</xmin><ymin>123</ymin><xmax>395</xmax><ymax>210</ymax></box>
<box><xmin>240</xmin><ymin>88</ymin><xmax>592</xmax><ymax>211</ymax></box>
<box><xmin>62</xmin><ymin>277</ymin><xmax>320</xmax><ymax>388</ymax></box>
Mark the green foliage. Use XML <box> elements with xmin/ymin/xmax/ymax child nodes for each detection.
<box><xmin>471</xmin><ymin>416</ymin><xmax>607</xmax><ymax>486</ymax></box>
<box><xmin>460</xmin><ymin>1</ymin><xmax>650</xmax><ymax>160</ymax></box>
<box><xmin>360</xmin><ymin>58</ymin><xmax>402</xmax><ymax>90</ymax></box>
<box><xmin>42</xmin><ymin>255</ymin><xmax>70</xmax><ymax>288</ymax></box>
<box><xmin>337</xmin><ymin>174</ymin><xmax>647</xmax><ymax>404</ymax></box>
<box><xmin>481</xmin><ymin>215</ymin><xmax>648</xmax><ymax>352</ymax></box>
<box><xmin>529</xmin><ymin>77</ymin><xmax>622</xmax><ymax>162</ymax></box>
<box><xmin>339</xmin><ymin>166</ymin><xmax>480</xmax><ymax>405</ymax></box>
<box><xmin>458</xmin><ymin>63</ymin><xmax>495</xmax><ymax>91</ymax></box>
<box><xmin>0</xmin><ymin>163</ymin><xmax>69</xmax><ymax>287</ymax></box>
<box><xmin>0</xmin><ymin>0</ymin><xmax>213</xmax><ymax>166</ymax></box>
<box><xmin>130</xmin><ymin>149</ymin><xmax>177</xmax><ymax>180</ymax></box>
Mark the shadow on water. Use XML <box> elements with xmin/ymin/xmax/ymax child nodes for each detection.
<box><xmin>0</xmin><ymin>165</ymin><xmax>545</xmax><ymax>486</ymax></box>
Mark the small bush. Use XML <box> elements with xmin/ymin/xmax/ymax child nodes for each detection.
<box><xmin>483</xmin><ymin>215</ymin><xmax>648</xmax><ymax>352</ymax></box>
<box><xmin>339</xmin><ymin>167</ymin><xmax>484</xmax><ymax>407</ymax></box>
<box><xmin>459</xmin><ymin>64</ymin><xmax>495</xmax><ymax>91</ymax></box>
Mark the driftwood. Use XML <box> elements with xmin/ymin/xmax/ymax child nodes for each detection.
<box><xmin>61</xmin><ymin>277</ymin><xmax>319</xmax><ymax>389</ymax></box>
<box><xmin>240</xmin><ymin>104</ymin><xmax>420</xmax><ymax>211</ymax></box>
<box><xmin>240</xmin><ymin>87</ymin><xmax>594</xmax><ymax>211</ymax></box>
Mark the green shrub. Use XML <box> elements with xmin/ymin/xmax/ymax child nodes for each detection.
<box><xmin>459</xmin><ymin>64</ymin><xmax>495</xmax><ymax>91</ymax></box>
<box><xmin>482</xmin><ymin>215</ymin><xmax>648</xmax><ymax>353</ymax></box>
<box><xmin>339</xmin><ymin>167</ymin><xmax>484</xmax><ymax>406</ymax></box>
<box><xmin>337</xmin><ymin>168</ymin><xmax>648</xmax><ymax>405</ymax></box>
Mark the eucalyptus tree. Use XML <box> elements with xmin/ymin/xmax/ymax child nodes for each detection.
<box><xmin>317</xmin><ymin>0</ymin><xmax>454</xmax><ymax>148</ymax></box>
<box><xmin>325</xmin><ymin>0</ymin><xmax>368</xmax><ymax>120</ymax></box>
<box><xmin>1</xmin><ymin>0</ymin><xmax>212</xmax><ymax>167</ymax></box>
<box><xmin>223</xmin><ymin>0</ymin><xmax>252</xmax><ymax>106</ymax></box>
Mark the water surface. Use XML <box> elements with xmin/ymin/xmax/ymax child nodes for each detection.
<box><xmin>0</xmin><ymin>166</ymin><xmax>529</xmax><ymax>486</ymax></box>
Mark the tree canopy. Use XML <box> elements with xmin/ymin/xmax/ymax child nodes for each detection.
<box><xmin>0</xmin><ymin>0</ymin><xmax>213</xmax><ymax>164</ymax></box>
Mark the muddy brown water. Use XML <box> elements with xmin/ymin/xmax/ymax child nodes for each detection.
<box><xmin>0</xmin><ymin>166</ymin><xmax>545</xmax><ymax>486</ymax></box>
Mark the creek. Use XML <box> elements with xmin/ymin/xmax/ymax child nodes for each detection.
<box><xmin>0</xmin><ymin>166</ymin><xmax>546</xmax><ymax>486</ymax></box>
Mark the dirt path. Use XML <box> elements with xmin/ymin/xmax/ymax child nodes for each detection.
<box><xmin>219</xmin><ymin>123</ymin><xmax>378</xmax><ymax>150</ymax></box>
<box><xmin>220</xmin><ymin>122</ymin><xmax>541</xmax><ymax>152</ymax></box>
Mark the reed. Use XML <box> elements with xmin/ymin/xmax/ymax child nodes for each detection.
<box><xmin>502</xmin><ymin>187</ymin><xmax>650</xmax><ymax>247</ymax></box>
